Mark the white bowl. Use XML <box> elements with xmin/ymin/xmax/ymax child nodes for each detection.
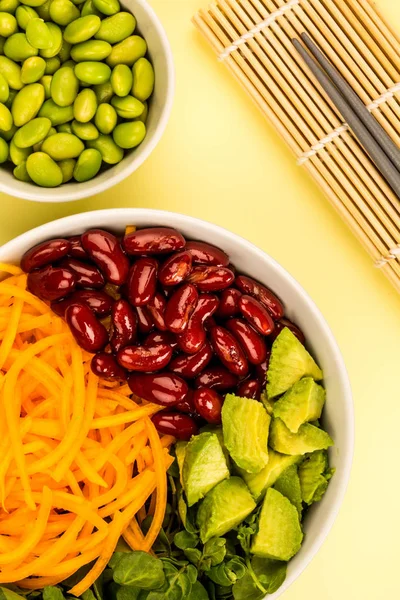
<box><xmin>0</xmin><ymin>209</ymin><xmax>354</xmax><ymax>598</ymax></box>
<box><xmin>0</xmin><ymin>1</ymin><xmax>175</xmax><ymax>203</ymax></box>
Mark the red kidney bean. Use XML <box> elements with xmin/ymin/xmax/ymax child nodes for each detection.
<box><xmin>216</xmin><ymin>288</ymin><xmax>242</xmax><ymax>319</ymax></box>
<box><xmin>204</xmin><ymin>316</ymin><xmax>217</xmax><ymax>332</ymax></box>
<box><xmin>128</xmin><ymin>372</ymin><xmax>188</xmax><ymax>406</ymax></box>
<box><xmin>254</xmin><ymin>353</ymin><xmax>270</xmax><ymax>383</ymax></box>
<box><xmin>235</xmin><ymin>275</ymin><xmax>284</xmax><ymax>320</ymax></box>
<box><xmin>270</xmin><ymin>318</ymin><xmax>306</xmax><ymax>344</ymax></box>
<box><xmin>123</xmin><ymin>227</ymin><xmax>186</xmax><ymax>255</ymax></box>
<box><xmin>158</xmin><ymin>251</ymin><xmax>192</xmax><ymax>286</ymax></box>
<box><xmin>21</xmin><ymin>238</ymin><xmax>70</xmax><ymax>273</ymax></box>
<box><xmin>165</xmin><ymin>284</ymin><xmax>198</xmax><ymax>334</ymax></box>
<box><xmin>186</xmin><ymin>241</ymin><xmax>229</xmax><ymax>267</ymax></box>
<box><xmin>81</xmin><ymin>229</ymin><xmax>129</xmax><ymax>285</ymax></box>
<box><xmin>225</xmin><ymin>318</ymin><xmax>267</xmax><ymax>365</ymax></box>
<box><xmin>239</xmin><ymin>295</ymin><xmax>275</xmax><ymax>336</ymax></box>
<box><xmin>152</xmin><ymin>412</ymin><xmax>198</xmax><ymax>440</ymax></box>
<box><xmin>195</xmin><ymin>366</ymin><xmax>239</xmax><ymax>390</ymax></box>
<box><xmin>193</xmin><ymin>388</ymin><xmax>223</xmax><ymax>424</ymax></box>
<box><xmin>51</xmin><ymin>289</ymin><xmax>114</xmax><ymax>317</ymax></box>
<box><xmin>68</xmin><ymin>235</ymin><xmax>89</xmax><ymax>260</ymax></box>
<box><xmin>169</xmin><ymin>342</ymin><xmax>213</xmax><ymax>379</ymax></box>
<box><xmin>187</xmin><ymin>266</ymin><xmax>234</xmax><ymax>292</ymax></box>
<box><xmin>175</xmin><ymin>389</ymin><xmax>196</xmax><ymax>414</ymax></box>
<box><xmin>237</xmin><ymin>378</ymin><xmax>262</xmax><ymax>400</ymax></box>
<box><xmin>147</xmin><ymin>292</ymin><xmax>167</xmax><ymax>331</ymax></box>
<box><xmin>65</xmin><ymin>303</ymin><xmax>108</xmax><ymax>352</ymax></box>
<box><xmin>60</xmin><ymin>258</ymin><xmax>104</xmax><ymax>289</ymax></box>
<box><xmin>144</xmin><ymin>330</ymin><xmax>177</xmax><ymax>350</ymax></box>
<box><xmin>177</xmin><ymin>294</ymin><xmax>219</xmax><ymax>354</ymax></box>
<box><xmin>135</xmin><ymin>306</ymin><xmax>154</xmax><ymax>334</ymax></box>
<box><xmin>110</xmin><ymin>299</ymin><xmax>137</xmax><ymax>353</ymax></box>
<box><xmin>91</xmin><ymin>352</ymin><xmax>126</xmax><ymax>380</ymax></box>
<box><xmin>117</xmin><ymin>343</ymin><xmax>172</xmax><ymax>372</ymax></box>
<box><xmin>27</xmin><ymin>266</ymin><xmax>76</xmax><ymax>301</ymax></box>
<box><xmin>209</xmin><ymin>325</ymin><xmax>249</xmax><ymax>377</ymax></box>
<box><xmin>127</xmin><ymin>258</ymin><xmax>158</xmax><ymax>306</ymax></box>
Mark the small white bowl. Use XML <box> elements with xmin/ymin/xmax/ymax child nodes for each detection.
<box><xmin>0</xmin><ymin>209</ymin><xmax>354</xmax><ymax>598</ymax></box>
<box><xmin>0</xmin><ymin>0</ymin><xmax>175</xmax><ymax>202</ymax></box>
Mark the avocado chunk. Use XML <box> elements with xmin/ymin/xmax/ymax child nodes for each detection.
<box><xmin>273</xmin><ymin>464</ymin><xmax>302</xmax><ymax>517</ymax></box>
<box><xmin>222</xmin><ymin>394</ymin><xmax>271</xmax><ymax>473</ymax></box>
<box><xmin>267</xmin><ymin>328</ymin><xmax>323</xmax><ymax>399</ymax></box>
<box><xmin>197</xmin><ymin>477</ymin><xmax>256</xmax><ymax>543</ymax></box>
<box><xmin>298</xmin><ymin>450</ymin><xmax>335</xmax><ymax>505</ymax></box>
<box><xmin>251</xmin><ymin>488</ymin><xmax>303</xmax><ymax>561</ymax></box>
<box><xmin>200</xmin><ymin>424</ymin><xmax>230</xmax><ymax>463</ymax></box>
<box><xmin>270</xmin><ymin>418</ymin><xmax>333</xmax><ymax>455</ymax></box>
<box><xmin>273</xmin><ymin>377</ymin><xmax>326</xmax><ymax>433</ymax></box>
<box><xmin>182</xmin><ymin>432</ymin><xmax>229</xmax><ymax>507</ymax></box>
<box><xmin>175</xmin><ymin>441</ymin><xmax>188</xmax><ymax>486</ymax></box>
<box><xmin>237</xmin><ymin>449</ymin><xmax>301</xmax><ymax>501</ymax></box>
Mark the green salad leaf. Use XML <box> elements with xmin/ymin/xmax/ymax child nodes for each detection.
<box><xmin>174</xmin><ymin>531</ymin><xmax>199</xmax><ymax>550</ymax></box>
<box><xmin>207</xmin><ymin>557</ymin><xmax>246</xmax><ymax>587</ymax></box>
<box><xmin>232</xmin><ymin>557</ymin><xmax>287</xmax><ymax>599</ymax></box>
<box><xmin>42</xmin><ymin>588</ymin><xmax>64</xmax><ymax>600</ymax></box>
<box><xmin>112</xmin><ymin>551</ymin><xmax>165</xmax><ymax>590</ymax></box>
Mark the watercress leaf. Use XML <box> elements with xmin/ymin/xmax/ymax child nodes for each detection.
<box><xmin>146</xmin><ymin>562</ymin><xmax>192</xmax><ymax>600</ymax></box>
<box><xmin>42</xmin><ymin>588</ymin><xmax>65</xmax><ymax>600</ymax></box>
<box><xmin>207</xmin><ymin>557</ymin><xmax>247</xmax><ymax>587</ymax></box>
<box><xmin>214</xmin><ymin>585</ymin><xmax>232</xmax><ymax>599</ymax></box>
<box><xmin>112</xmin><ymin>552</ymin><xmax>165</xmax><ymax>590</ymax></box>
<box><xmin>174</xmin><ymin>531</ymin><xmax>199</xmax><ymax>550</ymax></box>
<box><xmin>183</xmin><ymin>548</ymin><xmax>202</xmax><ymax>566</ymax></box>
<box><xmin>0</xmin><ymin>588</ymin><xmax>28</xmax><ymax>600</ymax></box>
<box><xmin>202</xmin><ymin>538</ymin><xmax>226</xmax><ymax>567</ymax></box>
<box><xmin>109</xmin><ymin>553</ymin><xmax>126</xmax><ymax>571</ymax></box>
<box><xmin>115</xmin><ymin>538</ymin><xmax>133</xmax><ymax>553</ymax></box>
<box><xmin>168</xmin><ymin>458</ymin><xmax>179</xmax><ymax>478</ymax></box>
<box><xmin>82</xmin><ymin>590</ymin><xmax>96</xmax><ymax>600</ymax></box>
<box><xmin>232</xmin><ymin>556</ymin><xmax>287</xmax><ymax>600</ymax></box>
<box><xmin>187</xmin><ymin>581</ymin><xmax>209</xmax><ymax>600</ymax></box>
<box><xmin>108</xmin><ymin>582</ymin><xmax>142</xmax><ymax>600</ymax></box>
<box><xmin>161</xmin><ymin>558</ymin><xmax>189</xmax><ymax>568</ymax></box>
<box><xmin>186</xmin><ymin>565</ymin><xmax>198</xmax><ymax>585</ymax></box>
<box><xmin>92</xmin><ymin>573</ymin><xmax>105</xmax><ymax>600</ymax></box>
<box><xmin>177</xmin><ymin>489</ymin><xmax>198</xmax><ymax>534</ymax></box>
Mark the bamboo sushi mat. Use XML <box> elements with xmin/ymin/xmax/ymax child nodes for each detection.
<box><xmin>193</xmin><ymin>0</ymin><xmax>400</xmax><ymax>293</ymax></box>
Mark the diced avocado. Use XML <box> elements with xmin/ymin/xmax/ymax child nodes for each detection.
<box><xmin>222</xmin><ymin>394</ymin><xmax>271</xmax><ymax>473</ymax></box>
<box><xmin>182</xmin><ymin>432</ymin><xmax>229</xmax><ymax>507</ymax></box>
<box><xmin>200</xmin><ymin>424</ymin><xmax>230</xmax><ymax>463</ymax></box>
<box><xmin>273</xmin><ymin>464</ymin><xmax>302</xmax><ymax>517</ymax></box>
<box><xmin>237</xmin><ymin>449</ymin><xmax>301</xmax><ymax>501</ymax></box>
<box><xmin>251</xmin><ymin>488</ymin><xmax>303</xmax><ymax>561</ymax></box>
<box><xmin>267</xmin><ymin>328</ymin><xmax>323</xmax><ymax>399</ymax></box>
<box><xmin>269</xmin><ymin>418</ymin><xmax>333</xmax><ymax>455</ymax></box>
<box><xmin>197</xmin><ymin>477</ymin><xmax>256</xmax><ymax>543</ymax></box>
<box><xmin>175</xmin><ymin>441</ymin><xmax>187</xmax><ymax>486</ymax></box>
<box><xmin>298</xmin><ymin>450</ymin><xmax>335</xmax><ymax>505</ymax></box>
<box><xmin>273</xmin><ymin>377</ymin><xmax>326</xmax><ymax>433</ymax></box>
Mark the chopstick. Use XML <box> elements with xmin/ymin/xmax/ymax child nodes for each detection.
<box><xmin>300</xmin><ymin>32</ymin><xmax>400</xmax><ymax>173</ymax></box>
<box><xmin>292</xmin><ymin>38</ymin><xmax>400</xmax><ymax>198</ymax></box>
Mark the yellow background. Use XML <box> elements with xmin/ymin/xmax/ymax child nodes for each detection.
<box><xmin>1</xmin><ymin>0</ymin><xmax>400</xmax><ymax>597</ymax></box>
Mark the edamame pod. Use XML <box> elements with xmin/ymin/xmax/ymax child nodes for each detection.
<box><xmin>0</xmin><ymin>71</ymin><xmax>8</xmax><ymax>102</ymax></box>
<box><xmin>0</xmin><ymin>0</ymin><xmax>19</xmax><ymax>14</ymax></box>
<box><xmin>51</xmin><ymin>65</ymin><xmax>78</xmax><ymax>106</ymax></box>
<box><xmin>13</xmin><ymin>116</ymin><xmax>50</xmax><ymax>147</ymax></box>
<box><xmin>93</xmin><ymin>79</ymin><xmax>112</xmax><ymax>104</ymax></box>
<box><xmin>12</xmin><ymin>82</ymin><xmax>44</xmax><ymax>125</ymax></box>
<box><xmin>73</xmin><ymin>147</ymin><xmax>101</xmax><ymax>181</ymax></box>
<box><xmin>58</xmin><ymin>39</ymin><xmax>71</xmax><ymax>62</ymax></box>
<box><xmin>32</xmin><ymin>123</ymin><xmax>54</xmax><ymax>149</ymax></box>
<box><xmin>44</xmin><ymin>55</ymin><xmax>60</xmax><ymax>74</ymax></box>
<box><xmin>111</xmin><ymin>63</ymin><xmax>131</xmax><ymax>97</ymax></box>
<box><xmin>71</xmin><ymin>119</ymin><xmax>98</xmax><ymax>140</ymax></box>
<box><xmin>134</xmin><ymin>100</ymin><xmax>147</xmax><ymax>123</ymax></box>
<box><xmin>38</xmin><ymin>97</ymin><xmax>73</xmax><ymax>124</ymax></box>
<box><xmin>0</xmin><ymin>135</ymin><xmax>8</xmax><ymax>161</ymax></box>
<box><xmin>58</xmin><ymin>156</ymin><xmax>74</xmax><ymax>182</ymax></box>
<box><xmin>41</xmin><ymin>131</ymin><xmax>84</xmax><ymax>159</ymax></box>
<box><xmin>57</xmin><ymin>122</ymin><xmax>71</xmax><ymax>133</ymax></box>
<box><xmin>4</xmin><ymin>32</ymin><xmax>38</xmax><ymax>61</ymax></box>
<box><xmin>111</xmin><ymin>94</ymin><xmax>143</xmax><ymax>119</ymax></box>
<box><xmin>26</xmin><ymin>151</ymin><xmax>62</xmax><ymax>186</ymax></box>
<box><xmin>106</xmin><ymin>35</ymin><xmax>146</xmax><ymax>68</ymax></box>
<box><xmin>86</xmin><ymin>132</ymin><xmax>122</xmax><ymax>163</ymax></box>
<box><xmin>49</xmin><ymin>0</ymin><xmax>79</xmax><ymax>26</ymax></box>
<box><xmin>94</xmin><ymin>12</ymin><xmax>135</xmax><ymax>44</ymax></box>
<box><xmin>70</xmin><ymin>39</ymin><xmax>111</xmax><ymax>62</ymax></box>
<box><xmin>0</xmin><ymin>12</ymin><xmax>17</xmax><ymax>37</ymax></box>
<box><xmin>64</xmin><ymin>14</ymin><xmax>100</xmax><ymax>44</ymax></box>
<box><xmin>94</xmin><ymin>101</ymin><xmax>115</xmax><ymax>134</ymax></box>
<box><xmin>13</xmin><ymin>160</ymin><xmax>31</xmax><ymax>181</ymax></box>
<box><xmin>26</xmin><ymin>17</ymin><xmax>52</xmax><ymax>49</ymax></box>
<box><xmin>21</xmin><ymin>55</ymin><xmax>46</xmax><ymax>83</ymax></box>
<box><xmin>0</xmin><ymin>100</ymin><xmax>12</xmax><ymax>130</ymax></box>
<box><xmin>0</xmin><ymin>55</ymin><xmax>22</xmax><ymax>89</ymax></box>
<box><xmin>39</xmin><ymin>22</ymin><xmax>62</xmax><ymax>57</ymax></box>
<box><xmin>35</xmin><ymin>0</ymin><xmax>51</xmax><ymax>20</ymax></box>
<box><xmin>20</xmin><ymin>0</ymin><xmax>49</xmax><ymax>7</ymax></box>
<box><xmin>73</xmin><ymin>87</ymin><xmax>96</xmax><ymax>122</ymax></box>
<box><xmin>80</xmin><ymin>0</ymin><xmax>101</xmax><ymax>17</ymax></box>
<box><xmin>132</xmin><ymin>57</ymin><xmax>154</xmax><ymax>102</ymax></box>
<box><xmin>92</xmin><ymin>0</ymin><xmax>118</xmax><ymax>16</ymax></box>
<box><xmin>0</xmin><ymin>119</ymin><xmax>15</xmax><ymax>138</ymax></box>
<box><xmin>15</xmin><ymin>5</ymin><xmax>38</xmax><ymax>29</ymax></box>
<box><xmin>112</xmin><ymin>120</ymin><xmax>145</xmax><ymax>149</ymax></box>
<box><xmin>9</xmin><ymin>136</ymin><xmax>31</xmax><ymax>164</ymax></box>
<box><xmin>74</xmin><ymin>60</ymin><xmax>110</xmax><ymax>85</ymax></box>
<box><xmin>40</xmin><ymin>73</ymin><xmax>51</xmax><ymax>97</ymax></box>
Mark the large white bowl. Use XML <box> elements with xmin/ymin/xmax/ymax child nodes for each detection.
<box><xmin>0</xmin><ymin>209</ymin><xmax>354</xmax><ymax>598</ymax></box>
<box><xmin>0</xmin><ymin>0</ymin><xmax>175</xmax><ymax>202</ymax></box>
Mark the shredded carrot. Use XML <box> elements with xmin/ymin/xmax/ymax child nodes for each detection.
<box><xmin>0</xmin><ymin>269</ymin><xmax>174</xmax><ymax>594</ymax></box>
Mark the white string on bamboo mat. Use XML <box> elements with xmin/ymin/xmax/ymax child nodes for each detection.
<box><xmin>218</xmin><ymin>0</ymin><xmax>300</xmax><ymax>61</ymax></box>
<box><xmin>298</xmin><ymin>82</ymin><xmax>400</xmax><ymax>165</ymax></box>
<box><xmin>375</xmin><ymin>246</ymin><xmax>400</xmax><ymax>268</ymax></box>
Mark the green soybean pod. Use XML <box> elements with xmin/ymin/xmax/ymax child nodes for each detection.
<box><xmin>58</xmin><ymin>157</ymin><xmax>75</xmax><ymax>182</ymax></box>
<box><xmin>112</xmin><ymin>120</ymin><xmax>145</xmax><ymax>149</ymax></box>
<box><xmin>12</xmin><ymin>82</ymin><xmax>44</xmax><ymax>126</ymax></box>
<box><xmin>73</xmin><ymin>87</ymin><xmax>96</xmax><ymax>122</ymax></box>
<box><xmin>32</xmin><ymin>123</ymin><xmax>54</xmax><ymax>149</ymax></box>
<box><xmin>38</xmin><ymin>97</ymin><xmax>73</xmax><ymax>125</ymax></box>
<box><xmin>26</xmin><ymin>151</ymin><xmax>62</xmax><ymax>186</ymax></box>
<box><xmin>0</xmin><ymin>101</ymin><xmax>12</xmax><ymax>130</ymax></box>
<box><xmin>26</xmin><ymin>17</ymin><xmax>52</xmax><ymax>49</ymax></box>
<box><xmin>70</xmin><ymin>39</ymin><xmax>111</xmax><ymax>62</ymax></box>
<box><xmin>39</xmin><ymin>22</ymin><xmax>62</xmax><ymax>58</ymax></box>
<box><xmin>9</xmin><ymin>137</ymin><xmax>30</xmax><ymax>164</ymax></box>
<box><xmin>0</xmin><ymin>136</ymin><xmax>8</xmax><ymax>161</ymax></box>
<box><xmin>15</xmin><ymin>4</ymin><xmax>37</xmax><ymax>28</ymax></box>
<box><xmin>111</xmin><ymin>95</ymin><xmax>143</xmax><ymax>119</ymax></box>
<box><xmin>21</xmin><ymin>56</ymin><xmax>46</xmax><ymax>83</ymax></box>
<box><xmin>92</xmin><ymin>0</ymin><xmax>118</xmax><ymax>16</ymax></box>
<box><xmin>4</xmin><ymin>86</ymin><xmax>15</xmax><ymax>107</ymax></box>
<box><xmin>41</xmin><ymin>131</ymin><xmax>84</xmax><ymax>159</ymax></box>
<box><xmin>86</xmin><ymin>133</ymin><xmax>122</xmax><ymax>164</ymax></box>
<box><xmin>71</xmin><ymin>0</ymin><xmax>85</xmax><ymax>5</ymax></box>
<box><xmin>106</xmin><ymin>35</ymin><xmax>146</xmax><ymax>68</ymax></box>
<box><xmin>0</xmin><ymin>0</ymin><xmax>19</xmax><ymax>14</ymax></box>
<box><xmin>44</xmin><ymin>56</ymin><xmax>60</xmax><ymax>74</ymax></box>
<box><xmin>57</xmin><ymin>122</ymin><xmax>71</xmax><ymax>133</ymax></box>
<box><xmin>64</xmin><ymin>15</ymin><xmax>100</xmax><ymax>44</ymax></box>
<box><xmin>80</xmin><ymin>0</ymin><xmax>101</xmax><ymax>17</ymax></box>
<box><xmin>49</xmin><ymin>0</ymin><xmax>79</xmax><ymax>26</ymax></box>
<box><xmin>0</xmin><ymin>72</ymin><xmax>9</xmax><ymax>103</ymax></box>
<box><xmin>19</xmin><ymin>0</ymin><xmax>48</xmax><ymax>7</ymax></box>
<box><xmin>35</xmin><ymin>0</ymin><xmax>50</xmax><ymax>20</ymax></box>
<box><xmin>73</xmin><ymin>147</ymin><xmax>101</xmax><ymax>181</ymax></box>
<box><xmin>0</xmin><ymin>12</ymin><xmax>17</xmax><ymax>36</ymax></box>
<box><xmin>94</xmin><ymin>12</ymin><xmax>135</xmax><ymax>44</ymax></box>
<box><xmin>50</xmin><ymin>66</ymin><xmax>78</xmax><ymax>107</ymax></box>
<box><xmin>94</xmin><ymin>102</ymin><xmax>115</xmax><ymax>134</ymax></box>
<box><xmin>71</xmin><ymin>119</ymin><xmax>98</xmax><ymax>140</ymax></box>
<box><xmin>0</xmin><ymin>56</ymin><xmax>22</xmax><ymax>90</ymax></box>
<box><xmin>75</xmin><ymin>61</ymin><xmax>110</xmax><ymax>85</ymax></box>
<box><xmin>110</xmin><ymin>63</ymin><xmax>131</xmax><ymax>98</ymax></box>
<box><xmin>132</xmin><ymin>57</ymin><xmax>154</xmax><ymax>102</ymax></box>
<box><xmin>93</xmin><ymin>80</ymin><xmax>112</xmax><ymax>104</ymax></box>
<box><xmin>58</xmin><ymin>39</ymin><xmax>71</xmax><ymax>63</ymax></box>
<box><xmin>13</xmin><ymin>116</ymin><xmax>51</xmax><ymax>147</ymax></box>
<box><xmin>4</xmin><ymin>32</ymin><xmax>38</xmax><ymax>61</ymax></box>
<box><xmin>0</xmin><ymin>120</ymin><xmax>15</xmax><ymax>138</ymax></box>
<box><xmin>40</xmin><ymin>73</ymin><xmax>51</xmax><ymax>97</ymax></box>
<box><xmin>13</xmin><ymin>160</ymin><xmax>31</xmax><ymax>181</ymax></box>
<box><xmin>134</xmin><ymin>100</ymin><xmax>147</xmax><ymax>123</ymax></box>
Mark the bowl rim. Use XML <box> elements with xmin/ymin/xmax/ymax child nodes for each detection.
<box><xmin>0</xmin><ymin>0</ymin><xmax>175</xmax><ymax>203</ymax></box>
<box><xmin>0</xmin><ymin>208</ymin><xmax>354</xmax><ymax>598</ymax></box>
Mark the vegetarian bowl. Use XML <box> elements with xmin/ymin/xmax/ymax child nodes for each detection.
<box><xmin>0</xmin><ymin>208</ymin><xmax>354</xmax><ymax>599</ymax></box>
